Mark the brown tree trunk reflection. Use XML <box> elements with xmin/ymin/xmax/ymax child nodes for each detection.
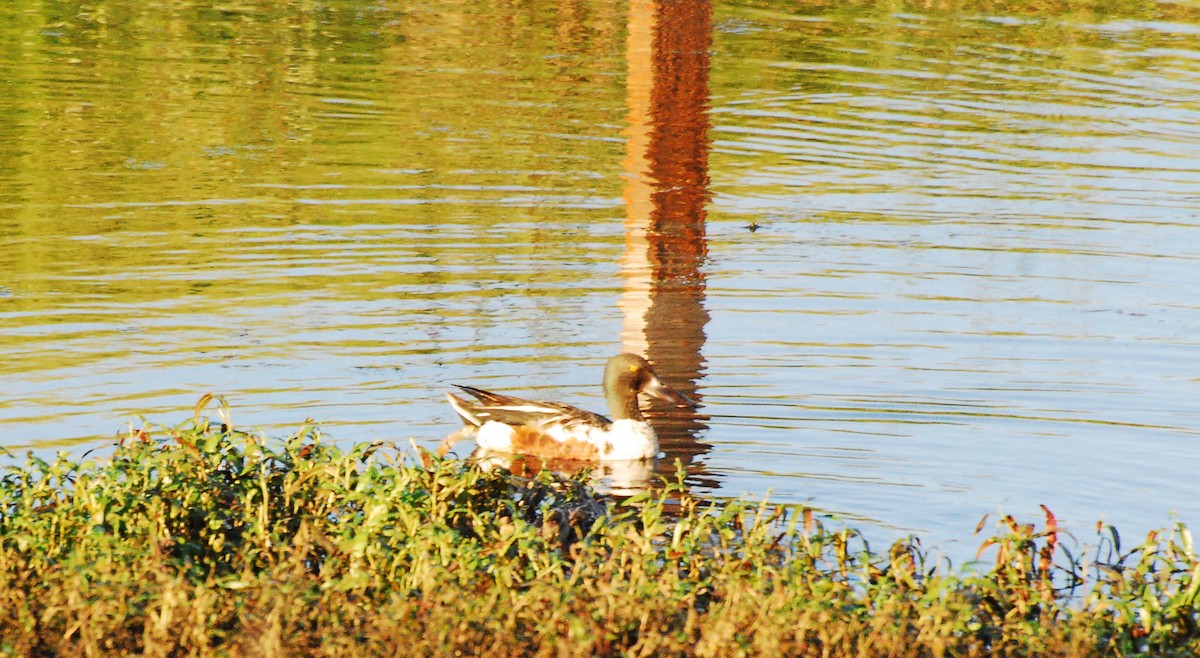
<box><xmin>621</xmin><ymin>0</ymin><xmax>713</xmax><ymax>475</ymax></box>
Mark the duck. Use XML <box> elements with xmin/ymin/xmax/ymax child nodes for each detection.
<box><xmin>444</xmin><ymin>353</ymin><xmax>692</xmax><ymax>461</ymax></box>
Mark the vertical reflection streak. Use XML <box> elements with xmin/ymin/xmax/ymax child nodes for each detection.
<box><xmin>620</xmin><ymin>0</ymin><xmax>714</xmax><ymax>475</ymax></box>
<box><xmin>619</xmin><ymin>0</ymin><xmax>657</xmax><ymax>359</ymax></box>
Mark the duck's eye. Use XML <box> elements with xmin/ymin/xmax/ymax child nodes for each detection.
<box><xmin>629</xmin><ymin>365</ymin><xmax>639</xmax><ymax>373</ymax></box>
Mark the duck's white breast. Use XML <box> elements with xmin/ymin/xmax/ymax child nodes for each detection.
<box><xmin>578</xmin><ymin>419</ymin><xmax>658</xmax><ymax>461</ymax></box>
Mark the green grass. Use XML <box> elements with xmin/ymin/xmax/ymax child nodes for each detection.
<box><xmin>2</xmin><ymin>396</ymin><xmax>1198</xmax><ymax>657</ymax></box>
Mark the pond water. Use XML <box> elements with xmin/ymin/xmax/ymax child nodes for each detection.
<box><xmin>3</xmin><ymin>0</ymin><xmax>1199</xmax><ymax>561</ymax></box>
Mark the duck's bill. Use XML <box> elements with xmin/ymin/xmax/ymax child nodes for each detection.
<box><xmin>644</xmin><ymin>375</ymin><xmax>695</xmax><ymax>408</ymax></box>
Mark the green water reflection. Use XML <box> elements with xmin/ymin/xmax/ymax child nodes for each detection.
<box><xmin>3</xmin><ymin>0</ymin><xmax>1200</xmax><ymax>559</ymax></box>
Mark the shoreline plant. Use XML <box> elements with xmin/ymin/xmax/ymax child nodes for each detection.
<box><xmin>1</xmin><ymin>397</ymin><xmax>1197</xmax><ymax>656</ymax></box>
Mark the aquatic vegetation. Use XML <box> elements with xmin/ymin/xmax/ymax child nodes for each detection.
<box><xmin>1</xmin><ymin>398</ymin><xmax>1198</xmax><ymax>657</ymax></box>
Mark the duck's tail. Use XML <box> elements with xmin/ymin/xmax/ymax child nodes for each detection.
<box><xmin>445</xmin><ymin>390</ymin><xmax>484</xmax><ymax>427</ymax></box>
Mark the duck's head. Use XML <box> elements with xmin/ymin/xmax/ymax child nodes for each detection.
<box><xmin>603</xmin><ymin>353</ymin><xmax>693</xmax><ymax>420</ymax></box>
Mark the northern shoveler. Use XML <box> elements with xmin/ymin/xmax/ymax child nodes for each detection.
<box><xmin>444</xmin><ymin>353</ymin><xmax>692</xmax><ymax>461</ymax></box>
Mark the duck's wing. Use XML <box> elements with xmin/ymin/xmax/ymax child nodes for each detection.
<box><xmin>447</xmin><ymin>385</ymin><xmax>612</xmax><ymax>429</ymax></box>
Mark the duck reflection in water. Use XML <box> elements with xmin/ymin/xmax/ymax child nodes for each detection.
<box><xmin>439</xmin><ymin>353</ymin><xmax>693</xmax><ymax>493</ymax></box>
<box><xmin>471</xmin><ymin>452</ymin><xmax>656</xmax><ymax>498</ymax></box>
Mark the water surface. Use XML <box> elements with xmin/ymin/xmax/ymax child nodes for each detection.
<box><xmin>3</xmin><ymin>0</ymin><xmax>1200</xmax><ymax>561</ymax></box>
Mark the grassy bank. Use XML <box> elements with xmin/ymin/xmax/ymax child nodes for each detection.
<box><xmin>2</xmin><ymin>399</ymin><xmax>1198</xmax><ymax>657</ymax></box>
